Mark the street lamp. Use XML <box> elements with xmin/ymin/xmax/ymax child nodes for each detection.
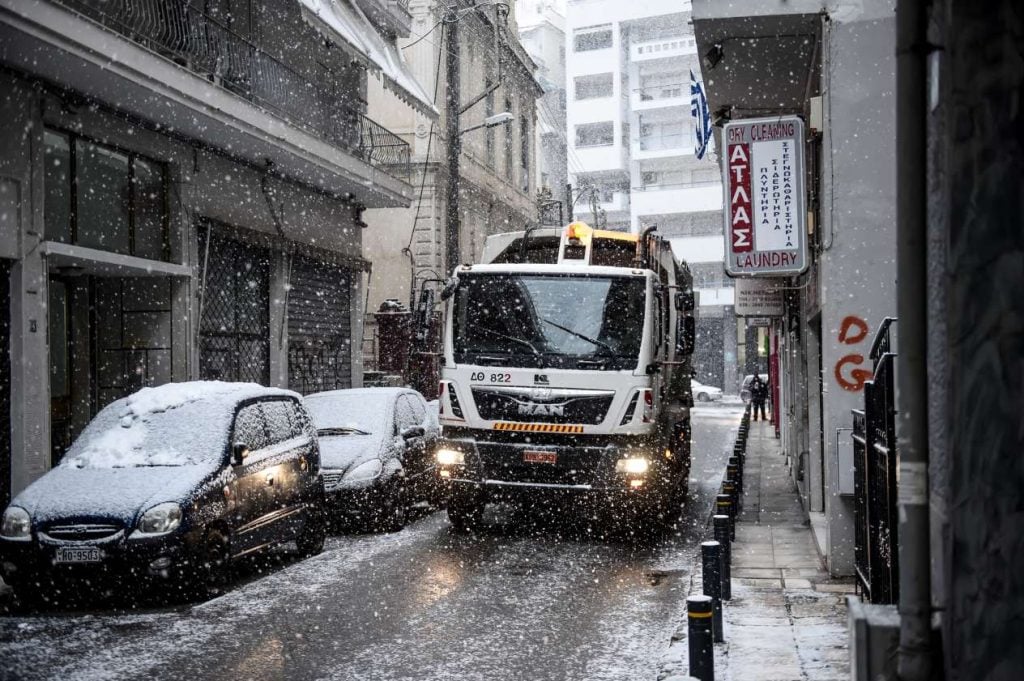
<box><xmin>460</xmin><ymin>111</ymin><xmax>514</xmax><ymax>135</ymax></box>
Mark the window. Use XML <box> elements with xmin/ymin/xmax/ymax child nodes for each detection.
<box><xmin>574</xmin><ymin>73</ymin><xmax>614</xmax><ymax>100</ymax></box>
<box><xmin>44</xmin><ymin>129</ymin><xmax>169</xmax><ymax>261</ymax></box>
<box><xmin>394</xmin><ymin>395</ymin><xmax>417</xmax><ymax>434</ymax></box>
<box><xmin>485</xmin><ymin>81</ymin><xmax>496</xmax><ymax>168</ymax></box>
<box><xmin>233</xmin><ymin>403</ymin><xmax>269</xmax><ymax>452</ymax></box>
<box><xmin>520</xmin><ymin>115</ymin><xmax>530</xmax><ymax>192</ymax></box>
<box><xmin>263</xmin><ymin>400</ymin><xmax>299</xmax><ymax>445</ymax></box>
<box><xmin>574</xmin><ymin>26</ymin><xmax>612</xmax><ymax>52</ymax></box>
<box><xmin>575</xmin><ymin>122</ymin><xmax>614</xmax><ymax>148</ymax></box>
<box><xmin>504</xmin><ymin>97</ymin><xmax>514</xmax><ymax>180</ymax></box>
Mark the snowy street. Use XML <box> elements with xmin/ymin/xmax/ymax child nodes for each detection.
<box><xmin>0</xmin><ymin>405</ymin><xmax>741</xmax><ymax>681</ymax></box>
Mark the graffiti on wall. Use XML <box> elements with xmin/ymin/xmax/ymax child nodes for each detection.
<box><xmin>834</xmin><ymin>315</ymin><xmax>871</xmax><ymax>391</ymax></box>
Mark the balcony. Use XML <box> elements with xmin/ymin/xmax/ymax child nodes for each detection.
<box><xmin>631</xmin><ymin>184</ymin><xmax>723</xmax><ymax>218</ymax></box>
<box><xmin>634</xmin><ymin>131</ymin><xmax>690</xmax><ymax>159</ymax></box>
<box><xmin>631</xmin><ymin>36</ymin><xmax>697</xmax><ymax>62</ymax></box>
<box><xmin>53</xmin><ymin>0</ymin><xmax>410</xmax><ymax>174</ymax></box>
<box><xmin>632</xmin><ymin>84</ymin><xmax>688</xmax><ymax>110</ymax></box>
<box><xmin>353</xmin><ymin>0</ymin><xmax>414</xmax><ymax>37</ymax></box>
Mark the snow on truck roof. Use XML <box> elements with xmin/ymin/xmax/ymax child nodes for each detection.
<box><xmin>456</xmin><ymin>263</ymin><xmax>650</xmax><ymax>277</ymax></box>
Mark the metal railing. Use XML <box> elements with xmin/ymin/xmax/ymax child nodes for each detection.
<box><xmin>852</xmin><ymin>317</ymin><xmax>899</xmax><ymax>604</ymax></box>
<box><xmin>636</xmin><ymin>84</ymin><xmax>686</xmax><ymax>101</ymax></box>
<box><xmin>638</xmin><ymin>132</ymin><xmax>687</xmax><ymax>151</ymax></box>
<box><xmin>55</xmin><ymin>0</ymin><xmax>410</xmax><ymax>175</ymax></box>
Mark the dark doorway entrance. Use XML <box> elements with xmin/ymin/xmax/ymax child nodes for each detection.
<box><xmin>1</xmin><ymin>260</ymin><xmax>11</xmax><ymax>507</ymax></box>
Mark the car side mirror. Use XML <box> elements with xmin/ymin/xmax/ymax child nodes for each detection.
<box><xmin>401</xmin><ymin>426</ymin><xmax>425</xmax><ymax>441</ymax></box>
<box><xmin>231</xmin><ymin>442</ymin><xmax>249</xmax><ymax>466</ymax></box>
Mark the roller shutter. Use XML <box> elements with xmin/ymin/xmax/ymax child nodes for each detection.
<box><xmin>287</xmin><ymin>255</ymin><xmax>352</xmax><ymax>394</ymax></box>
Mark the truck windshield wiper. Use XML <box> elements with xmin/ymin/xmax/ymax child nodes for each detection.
<box><xmin>538</xmin><ymin>317</ymin><xmax>616</xmax><ymax>357</ymax></box>
<box><xmin>466</xmin><ymin>324</ymin><xmax>542</xmax><ymax>356</ymax></box>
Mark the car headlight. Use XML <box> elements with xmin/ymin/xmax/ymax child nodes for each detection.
<box><xmin>615</xmin><ymin>457</ymin><xmax>650</xmax><ymax>475</ymax></box>
<box><xmin>436</xmin><ymin>448</ymin><xmax>465</xmax><ymax>466</ymax></box>
<box><xmin>136</xmin><ymin>503</ymin><xmax>182</xmax><ymax>536</ymax></box>
<box><xmin>1</xmin><ymin>507</ymin><xmax>31</xmax><ymax>540</ymax></box>
<box><xmin>344</xmin><ymin>459</ymin><xmax>383</xmax><ymax>482</ymax></box>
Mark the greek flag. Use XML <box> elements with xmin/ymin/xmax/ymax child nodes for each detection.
<box><xmin>691</xmin><ymin>69</ymin><xmax>711</xmax><ymax>160</ymax></box>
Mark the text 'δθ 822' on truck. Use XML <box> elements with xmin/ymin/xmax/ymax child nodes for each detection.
<box><xmin>434</xmin><ymin>222</ymin><xmax>698</xmax><ymax>535</ymax></box>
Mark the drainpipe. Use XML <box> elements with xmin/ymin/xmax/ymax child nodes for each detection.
<box><xmin>895</xmin><ymin>1</ymin><xmax>932</xmax><ymax>679</ymax></box>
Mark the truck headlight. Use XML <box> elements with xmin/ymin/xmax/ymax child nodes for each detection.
<box><xmin>436</xmin><ymin>448</ymin><xmax>465</xmax><ymax>466</ymax></box>
<box><xmin>615</xmin><ymin>457</ymin><xmax>650</xmax><ymax>475</ymax></box>
<box><xmin>1</xmin><ymin>507</ymin><xmax>31</xmax><ymax>540</ymax></box>
<box><xmin>136</xmin><ymin>503</ymin><xmax>182</xmax><ymax>536</ymax></box>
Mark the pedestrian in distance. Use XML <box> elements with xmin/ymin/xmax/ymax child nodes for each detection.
<box><xmin>751</xmin><ymin>375</ymin><xmax>769</xmax><ymax>422</ymax></box>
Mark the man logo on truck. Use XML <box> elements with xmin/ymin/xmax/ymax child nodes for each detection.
<box><xmin>517</xmin><ymin>401</ymin><xmax>565</xmax><ymax>417</ymax></box>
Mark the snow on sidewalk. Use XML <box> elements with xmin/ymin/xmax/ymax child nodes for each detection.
<box><xmin>658</xmin><ymin>420</ymin><xmax>853</xmax><ymax>681</ymax></box>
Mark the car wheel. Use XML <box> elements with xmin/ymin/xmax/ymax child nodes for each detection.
<box><xmin>297</xmin><ymin>505</ymin><xmax>327</xmax><ymax>556</ymax></box>
<box><xmin>374</xmin><ymin>479</ymin><xmax>408</xmax><ymax>533</ymax></box>
<box><xmin>197</xmin><ymin>531</ymin><xmax>231</xmax><ymax>599</ymax></box>
<box><xmin>447</xmin><ymin>490</ymin><xmax>486</xmax><ymax>533</ymax></box>
<box><xmin>697</xmin><ymin>392</ymin><xmax>709</xmax><ymax>402</ymax></box>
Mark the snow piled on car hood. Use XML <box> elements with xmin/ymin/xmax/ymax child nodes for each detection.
<box><xmin>12</xmin><ymin>465</ymin><xmax>214</xmax><ymax>525</ymax></box>
<box><xmin>61</xmin><ymin>381</ymin><xmax>296</xmax><ymax>469</ymax></box>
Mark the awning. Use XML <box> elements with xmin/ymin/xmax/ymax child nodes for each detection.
<box><xmin>298</xmin><ymin>0</ymin><xmax>439</xmax><ymax>119</ymax></box>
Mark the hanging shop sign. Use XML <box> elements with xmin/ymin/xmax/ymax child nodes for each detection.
<box><xmin>723</xmin><ymin>116</ymin><xmax>808</xmax><ymax>277</ymax></box>
<box><xmin>734</xmin><ymin>278</ymin><xmax>784</xmax><ymax>317</ymax></box>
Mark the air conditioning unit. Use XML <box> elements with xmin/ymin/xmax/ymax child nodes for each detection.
<box><xmin>848</xmin><ymin>596</ymin><xmax>900</xmax><ymax>681</ymax></box>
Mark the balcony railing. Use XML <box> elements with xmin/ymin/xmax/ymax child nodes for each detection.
<box><xmin>635</xmin><ymin>83</ymin><xmax>686</xmax><ymax>102</ymax></box>
<box><xmin>638</xmin><ymin>132</ymin><xmax>687</xmax><ymax>151</ymax></box>
<box><xmin>54</xmin><ymin>0</ymin><xmax>410</xmax><ymax>175</ymax></box>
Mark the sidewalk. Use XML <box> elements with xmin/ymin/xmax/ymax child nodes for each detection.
<box><xmin>659</xmin><ymin>419</ymin><xmax>854</xmax><ymax>681</ymax></box>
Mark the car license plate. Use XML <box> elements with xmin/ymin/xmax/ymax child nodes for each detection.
<box><xmin>523</xmin><ymin>450</ymin><xmax>557</xmax><ymax>464</ymax></box>
<box><xmin>55</xmin><ymin>546</ymin><xmax>103</xmax><ymax>564</ymax></box>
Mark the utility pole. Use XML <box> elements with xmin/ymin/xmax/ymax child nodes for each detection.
<box><xmin>444</xmin><ymin>3</ymin><xmax>461</xmax><ymax>276</ymax></box>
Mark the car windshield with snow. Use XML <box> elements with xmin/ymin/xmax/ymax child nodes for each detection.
<box><xmin>304</xmin><ymin>388</ymin><xmax>440</xmax><ymax>532</ymax></box>
<box><xmin>0</xmin><ymin>381</ymin><xmax>326</xmax><ymax>602</ymax></box>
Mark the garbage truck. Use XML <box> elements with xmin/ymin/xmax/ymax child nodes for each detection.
<box><xmin>434</xmin><ymin>222</ymin><xmax>697</xmax><ymax>532</ymax></box>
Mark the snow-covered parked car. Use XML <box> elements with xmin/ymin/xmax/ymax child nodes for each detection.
<box><xmin>303</xmin><ymin>388</ymin><xmax>440</xmax><ymax>532</ymax></box>
<box><xmin>0</xmin><ymin>382</ymin><xmax>326</xmax><ymax>602</ymax></box>
<box><xmin>691</xmin><ymin>380</ymin><xmax>724</xmax><ymax>402</ymax></box>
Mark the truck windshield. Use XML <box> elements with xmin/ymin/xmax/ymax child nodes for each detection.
<box><xmin>452</xmin><ymin>273</ymin><xmax>647</xmax><ymax>370</ymax></box>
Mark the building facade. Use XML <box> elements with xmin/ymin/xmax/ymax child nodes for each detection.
<box><xmin>565</xmin><ymin>0</ymin><xmax>733</xmax><ymax>389</ymax></box>
<box><xmin>0</xmin><ymin>0</ymin><xmax>418</xmax><ymax>503</ymax></box>
<box><xmin>363</xmin><ymin>0</ymin><xmax>541</xmax><ymax>322</ymax></box>
<box><xmin>517</xmin><ymin>0</ymin><xmax>568</xmax><ymax>223</ymax></box>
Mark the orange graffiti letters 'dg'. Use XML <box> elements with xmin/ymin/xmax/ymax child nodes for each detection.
<box><xmin>838</xmin><ymin>315</ymin><xmax>869</xmax><ymax>345</ymax></box>
<box><xmin>835</xmin><ymin>354</ymin><xmax>872</xmax><ymax>391</ymax></box>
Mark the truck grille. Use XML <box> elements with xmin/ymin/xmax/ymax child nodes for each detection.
<box><xmin>43</xmin><ymin>523</ymin><xmax>123</xmax><ymax>541</ymax></box>
<box><xmin>470</xmin><ymin>387</ymin><xmax>614</xmax><ymax>425</ymax></box>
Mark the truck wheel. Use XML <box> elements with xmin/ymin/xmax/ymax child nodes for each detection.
<box><xmin>447</xmin><ymin>491</ymin><xmax>486</xmax><ymax>533</ymax></box>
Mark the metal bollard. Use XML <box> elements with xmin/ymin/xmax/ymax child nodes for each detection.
<box><xmin>716</xmin><ymin>494</ymin><xmax>734</xmax><ymax>540</ymax></box>
<box><xmin>727</xmin><ymin>461</ymin><xmax>742</xmax><ymax>510</ymax></box>
<box><xmin>722</xmin><ymin>480</ymin><xmax>738</xmax><ymax>524</ymax></box>
<box><xmin>713</xmin><ymin>514</ymin><xmax>732</xmax><ymax>600</ymax></box>
<box><xmin>702</xmin><ymin>541</ymin><xmax>724</xmax><ymax>643</ymax></box>
<box><xmin>687</xmin><ymin>595</ymin><xmax>715</xmax><ymax>681</ymax></box>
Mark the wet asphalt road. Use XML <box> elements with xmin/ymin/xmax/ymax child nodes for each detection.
<box><xmin>0</xmin><ymin>402</ymin><xmax>742</xmax><ymax>681</ymax></box>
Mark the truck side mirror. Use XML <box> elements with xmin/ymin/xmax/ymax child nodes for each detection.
<box><xmin>677</xmin><ymin>316</ymin><xmax>696</xmax><ymax>355</ymax></box>
<box><xmin>440</xmin><ymin>277</ymin><xmax>459</xmax><ymax>301</ymax></box>
<box><xmin>675</xmin><ymin>291</ymin><xmax>695</xmax><ymax>312</ymax></box>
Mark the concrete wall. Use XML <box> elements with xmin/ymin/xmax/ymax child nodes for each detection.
<box><xmin>940</xmin><ymin>1</ymin><xmax>1024</xmax><ymax>676</ymax></box>
<box><xmin>817</xmin><ymin>11</ymin><xmax>897</xmax><ymax>576</ymax></box>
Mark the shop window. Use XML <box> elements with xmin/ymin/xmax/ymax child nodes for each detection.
<box><xmin>43</xmin><ymin>129</ymin><xmax>169</xmax><ymax>261</ymax></box>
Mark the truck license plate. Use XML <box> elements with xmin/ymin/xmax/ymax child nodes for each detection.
<box><xmin>523</xmin><ymin>451</ymin><xmax>557</xmax><ymax>464</ymax></box>
<box><xmin>55</xmin><ymin>546</ymin><xmax>103</xmax><ymax>564</ymax></box>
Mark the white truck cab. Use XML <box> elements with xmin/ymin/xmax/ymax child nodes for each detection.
<box><xmin>434</xmin><ymin>223</ymin><xmax>696</xmax><ymax>533</ymax></box>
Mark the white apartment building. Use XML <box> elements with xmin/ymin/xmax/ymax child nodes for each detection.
<box><xmin>565</xmin><ymin>0</ymin><xmax>734</xmax><ymax>387</ymax></box>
